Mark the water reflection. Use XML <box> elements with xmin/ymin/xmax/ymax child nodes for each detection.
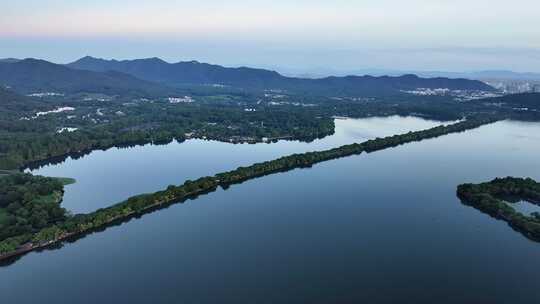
<box><xmin>507</xmin><ymin>200</ymin><xmax>540</xmax><ymax>216</ymax></box>
<box><xmin>29</xmin><ymin>116</ymin><xmax>442</xmax><ymax>213</ymax></box>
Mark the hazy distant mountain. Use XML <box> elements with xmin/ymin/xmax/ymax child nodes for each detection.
<box><xmin>68</xmin><ymin>56</ymin><xmax>282</xmax><ymax>87</ymax></box>
<box><xmin>282</xmin><ymin>67</ymin><xmax>540</xmax><ymax>81</ymax></box>
<box><xmin>408</xmin><ymin>70</ymin><xmax>540</xmax><ymax>81</ymax></box>
<box><xmin>0</xmin><ymin>58</ymin><xmax>21</xmax><ymax>64</ymax></box>
<box><xmin>0</xmin><ymin>58</ymin><xmax>176</xmax><ymax>96</ymax></box>
<box><xmin>68</xmin><ymin>56</ymin><xmax>494</xmax><ymax>96</ymax></box>
<box><xmin>466</xmin><ymin>71</ymin><xmax>540</xmax><ymax>81</ymax></box>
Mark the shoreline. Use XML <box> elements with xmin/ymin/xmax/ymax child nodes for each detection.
<box><xmin>20</xmin><ymin>132</ymin><xmax>331</xmax><ymax>172</ymax></box>
<box><xmin>15</xmin><ymin>114</ymin><xmax>452</xmax><ymax>172</ymax></box>
<box><xmin>0</xmin><ymin>185</ymin><xmax>217</xmax><ymax>265</ymax></box>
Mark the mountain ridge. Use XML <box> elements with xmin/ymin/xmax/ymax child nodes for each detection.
<box><xmin>0</xmin><ymin>58</ymin><xmax>177</xmax><ymax>96</ymax></box>
<box><xmin>68</xmin><ymin>56</ymin><xmax>495</xmax><ymax>96</ymax></box>
<box><xmin>0</xmin><ymin>58</ymin><xmax>21</xmax><ymax>64</ymax></box>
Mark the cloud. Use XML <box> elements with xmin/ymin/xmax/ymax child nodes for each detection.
<box><xmin>2</xmin><ymin>0</ymin><xmax>539</xmax><ymax>48</ymax></box>
<box><xmin>1</xmin><ymin>0</ymin><xmax>539</xmax><ymax>71</ymax></box>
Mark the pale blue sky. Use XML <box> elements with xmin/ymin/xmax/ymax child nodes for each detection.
<box><xmin>2</xmin><ymin>0</ymin><xmax>539</xmax><ymax>72</ymax></box>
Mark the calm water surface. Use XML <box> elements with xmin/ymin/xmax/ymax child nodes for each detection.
<box><xmin>507</xmin><ymin>201</ymin><xmax>540</xmax><ymax>216</ymax></box>
<box><xmin>4</xmin><ymin>117</ymin><xmax>540</xmax><ymax>303</ymax></box>
<box><xmin>29</xmin><ymin>116</ymin><xmax>442</xmax><ymax>213</ymax></box>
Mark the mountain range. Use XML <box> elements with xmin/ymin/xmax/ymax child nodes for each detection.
<box><xmin>67</xmin><ymin>56</ymin><xmax>494</xmax><ymax>95</ymax></box>
<box><xmin>278</xmin><ymin>67</ymin><xmax>540</xmax><ymax>81</ymax></box>
<box><xmin>0</xmin><ymin>57</ymin><xmax>494</xmax><ymax>97</ymax></box>
<box><xmin>0</xmin><ymin>59</ymin><xmax>176</xmax><ymax>96</ymax></box>
<box><xmin>0</xmin><ymin>58</ymin><xmax>21</xmax><ymax>64</ymax></box>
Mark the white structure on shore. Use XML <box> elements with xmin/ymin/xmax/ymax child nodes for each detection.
<box><xmin>168</xmin><ymin>96</ymin><xmax>194</xmax><ymax>103</ymax></box>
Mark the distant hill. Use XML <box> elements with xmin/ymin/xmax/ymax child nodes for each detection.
<box><xmin>0</xmin><ymin>87</ymin><xmax>50</xmax><ymax>114</ymax></box>
<box><xmin>68</xmin><ymin>56</ymin><xmax>290</xmax><ymax>88</ymax></box>
<box><xmin>0</xmin><ymin>58</ymin><xmax>21</xmax><ymax>64</ymax></box>
<box><xmin>68</xmin><ymin>56</ymin><xmax>495</xmax><ymax>96</ymax></box>
<box><xmin>467</xmin><ymin>71</ymin><xmax>540</xmax><ymax>81</ymax></box>
<box><xmin>0</xmin><ymin>59</ymin><xmax>176</xmax><ymax>96</ymax></box>
<box><xmin>406</xmin><ymin>70</ymin><xmax>540</xmax><ymax>81</ymax></box>
<box><xmin>281</xmin><ymin>67</ymin><xmax>540</xmax><ymax>81</ymax></box>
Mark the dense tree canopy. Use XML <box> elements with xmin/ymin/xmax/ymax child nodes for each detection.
<box><xmin>0</xmin><ymin>173</ymin><xmax>68</xmax><ymax>243</ymax></box>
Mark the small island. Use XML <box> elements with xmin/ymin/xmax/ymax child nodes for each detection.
<box><xmin>457</xmin><ymin>177</ymin><xmax>540</xmax><ymax>241</ymax></box>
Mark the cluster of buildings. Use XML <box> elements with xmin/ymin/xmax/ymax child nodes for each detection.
<box><xmin>168</xmin><ymin>96</ymin><xmax>194</xmax><ymax>103</ymax></box>
<box><xmin>27</xmin><ymin>92</ymin><xmax>64</xmax><ymax>98</ymax></box>
<box><xmin>401</xmin><ymin>88</ymin><xmax>451</xmax><ymax>96</ymax></box>
<box><xmin>56</xmin><ymin>127</ymin><xmax>78</xmax><ymax>133</ymax></box>
<box><xmin>402</xmin><ymin>88</ymin><xmax>502</xmax><ymax>101</ymax></box>
<box><xmin>485</xmin><ymin>80</ymin><xmax>540</xmax><ymax>94</ymax></box>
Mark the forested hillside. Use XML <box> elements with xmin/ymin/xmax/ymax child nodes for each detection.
<box><xmin>0</xmin><ymin>59</ymin><xmax>177</xmax><ymax>96</ymax></box>
<box><xmin>68</xmin><ymin>56</ymin><xmax>495</xmax><ymax>96</ymax></box>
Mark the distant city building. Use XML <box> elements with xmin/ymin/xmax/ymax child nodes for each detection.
<box><xmin>27</xmin><ymin>92</ymin><xmax>65</xmax><ymax>98</ymax></box>
<box><xmin>484</xmin><ymin>80</ymin><xmax>540</xmax><ymax>94</ymax></box>
<box><xmin>168</xmin><ymin>96</ymin><xmax>194</xmax><ymax>103</ymax></box>
<box><xmin>402</xmin><ymin>88</ymin><xmax>501</xmax><ymax>101</ymax></box>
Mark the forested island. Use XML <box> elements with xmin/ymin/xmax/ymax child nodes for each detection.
<box><xmin>457</xmin><ymin>177</ymin><xmax>540</xmax><ymax>240</ymax></box>
<box><xmin>0</xmin><ymin>116</ymin><xmax>498</xmax><ymax>261</ymax></box>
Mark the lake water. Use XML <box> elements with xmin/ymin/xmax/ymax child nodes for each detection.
<box><xmin>28</xmin><ymin>116</ymin><xmax>443</xmax><ymax>213</ymax></box>
<box><xmin>4</xmin><ymin>117</ymin><xmax>540</xmax><ymax>303</ymax></box>
<box><xmin>507</xmin><ymin>200</ymin><xmax>540</xmax><ymax>216</ymax></box>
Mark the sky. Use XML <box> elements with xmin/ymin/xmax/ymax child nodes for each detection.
<box><xmin>1</xmin><ymin>0</ymin><xmax>540</xmax><ymax>73</ymax></box>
